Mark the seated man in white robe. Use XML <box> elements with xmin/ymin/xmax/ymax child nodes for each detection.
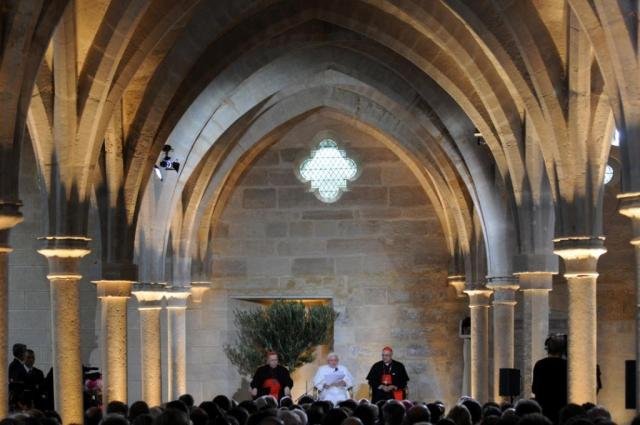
<box><xmin>313</xmin><ymin>353</ymin><xmax>354</xmax><ymax>406</ymax></box>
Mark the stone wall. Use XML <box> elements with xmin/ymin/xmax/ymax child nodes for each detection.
<box><xmin>188</xmin><ymin>112</ymin><xmax>467</xmax><ymax>404</ymax></box>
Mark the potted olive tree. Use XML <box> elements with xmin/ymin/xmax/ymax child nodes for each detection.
<box><xmin>225</xmin><ymin>300</ymin><xmax>337</xmax><ymax>376</ymax></box>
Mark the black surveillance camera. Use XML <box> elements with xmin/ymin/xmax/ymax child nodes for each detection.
<box><xmin>156</xmin><ymin>144</ymin><xmax>180</xmax><ymax>176</ymax></box>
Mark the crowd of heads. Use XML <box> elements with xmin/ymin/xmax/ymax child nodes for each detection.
<box><xmin>0</xmin><ymin>392</ymin><xmax>629</xmax><ymax>425</ymax></box>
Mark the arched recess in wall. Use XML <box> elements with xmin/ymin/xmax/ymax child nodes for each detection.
<box><xmin>183</xmin><ymin>106</ymin><xmax>473</xmax><ymax>283</ymax></box>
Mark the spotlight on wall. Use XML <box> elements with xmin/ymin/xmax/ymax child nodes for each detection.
<box><xmin>153</xmin><ymin>165</ymin><xmax>163</xmax><ymax>181</ymax></box>
<box><xmin>158</xmin><ymin>144</ymin><xmax>180</xmax><ymax>173</ymax></box>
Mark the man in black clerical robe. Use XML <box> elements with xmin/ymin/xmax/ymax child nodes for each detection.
<box><xmin>366</xmin><ymin>346</ymin><xmax>409</xmax><ymax>402</ymax></box>
<box><xmin>250</xmin><ymin>352</ymin><xmax>293</xmax><ymax>400</ymax></box>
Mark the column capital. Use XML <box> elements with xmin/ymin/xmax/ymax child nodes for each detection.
<box><xmin>190</xmin><ymin>282</ymin><xmax>212</xmax><ymax>303</ymax></box>
<box><xmin>618</xmin><ymin>192</ymin><xmax>640</xmax><ymax>244</ymax></box>
<box><xmin>491</xmin><ymin>285</ymin><xmax>518</xmax><ymax>305</ymax></box>
<box><xmin>487</xmin><ymin>277</ymin><xmax>518</xmax><ymax>305</ymax></box>
<box><xmin>464</xmin><ymin>289</ymin><xmax>492</xmax><ymax>307</ymax></box>
<box><xmin>37</xmin><ymin>237</ymin><xmax>91</xmax><ymax>280</ymax></box>
<box><xmin>165</xmin><ymin>287</ymin><xmax>191</xmax><ymax>309</ymax></box>
<box><xmin>37</xmin><ymin>236</ymin><xmax>91</xmax><ymax>258</ymax></box>
<box><xmin>513</xmin><ymin>253</ymin><xmax>558</xmax><ymax>274</ymax></box>
<box><xmin>515</xmin><ymin>271</ymin><xmax>554</xmax><ymax>290</ymax></box>
<box><xmin>93</xmin><ymin>280</ymin><xmax>133</xmax><ymax>298</ymax></box>
<box><xmin>553</xmin><ymin>237</ymin><xmax>606</xmax><ymax>277</ymax></box>
<box><xmin>447</xmin><ymin>275</ymin><xmax>466</xmax><ymax>298</ymax></box>
<box><xmin>618</xmin><ymin>192</ymin><xmax>640</xmax><ymax>219</ymax></box>
<box><xmin>0</xmin><ymin>201</ymin><xmax>23</xmax><ymax>232</ymax></box>
<box><xmin>486</xmin><ymin>276</ymin><xmax>519</xmax><ymax>290</ymax></box>
<box><xmin>100</xmin><ymin>262</ymin><xmax>138</xmax><ymax>282</ymax></box>
<box><xmin>132</xmin><ymin>283</ymin><xmax>167</xmax><ymax>309</ymax></box>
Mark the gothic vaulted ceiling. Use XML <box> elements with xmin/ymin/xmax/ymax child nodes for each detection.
<box><xmin>1</xmin><ymin>0</ymin><xmax>635</xmax><ymax>285</ymax></box>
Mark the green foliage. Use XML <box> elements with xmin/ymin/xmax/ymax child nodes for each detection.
<box><xmin>224</xmin><ymin>300</ymin><xmax>338</xmax><ymax>376</ymax></box>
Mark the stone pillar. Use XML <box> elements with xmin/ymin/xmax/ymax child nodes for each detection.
<box><xmin>94</xmin><ymin>279</ymin><xmax>133</xmax><ymax>404</ymax></box>
<box><xmin>460</xmin><ymin>324</ymin><xmax>471</xmax><ymax>397</ymax></box>
<box><xmin>449</xmin><ymin>275</ymin><xmax>471</xmax><ymax>396</ymax></box>
<box><xmin>554</xmin><ymin>237</ymin><xmax>606</xmax><ymax>404</ymax></box>
<box><xmin>619</xmin><ymin>193</ymin><xmax>640</xmax><ymax>411</ymax></box>
<box><xmin>488</xmin><ymin>277</ymin><xmax>518</xmax><ymax>401</ymax></box>
<box><xmin>516</xmin><ymin>272</ymin><xmax>553</xmax><ymax>398</ymax></box>
<box><xmin>37</xmin><ymin>236</ymin><xmax>91</xmax><ymax>425</ymax></box>
<box><xmin>464</xmin><ymin>289</ymin><xmax>492</xmax><ymax>403</ymax></box>
<box><xmin>0</xmin><ymin>203</ymin><xmax>22</xmax><ymax>417</ymax></box>
<box><xmin>132</xmin><ymin>283</ymin><xmax>166</xmax><ymax>406</ymax></box>
<box><xmin>166</xmin><ymin>288</ymin><xmax>191</xmax><ymax>400</ymax></box>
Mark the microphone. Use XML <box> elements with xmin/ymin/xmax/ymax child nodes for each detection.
<box><xmin>334</xmin><ymin>368</ymin><xmax>338</xmax><ymax>372</ymax></box>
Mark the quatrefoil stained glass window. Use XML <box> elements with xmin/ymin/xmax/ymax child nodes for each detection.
<box><xmin>298</xmin><ymin>137</ymin><xmax>359</xmax><ymax>203</ymax></box>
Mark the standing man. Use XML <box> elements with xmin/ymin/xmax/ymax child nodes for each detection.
<box><xmin>24</xmin><ymin>349</ymin><xmax>46</xmax><ymax>410</ymax></box>
<box><xmin>313</xmin><ymin>353</ymin><xmax>354</xmax><ymax>405</ymax></box>
<box><xmin>8</xmin><ymin>343</ymin><xmax>28</xmax><ymax>410</ymax></box>
<box><xmin>8</xmin><ymin>343</ymin><xmax>27</xmax><ymax>385</ymax></box>
<box><xmin>366</xmin><ymin>346</ymin><xmax>409</xmax><ymax>402</ymax></box>
<box><xmin>250</xmin><ymin>352</ymin><xmax>293</xmax><ymax>400</ymax></box>
<box><xmin>532</xmin><ymin>334</ymin><xmax>567</xmax><ymax>424</ymax></box>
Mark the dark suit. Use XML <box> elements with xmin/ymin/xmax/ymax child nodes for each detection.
<box><xmin>8</xmin><ymin>358</ymin><xmax>28</xmax><ymax>409</ymax></box>
<box><xmin>8</xmin><ymin>358</ymin><xmax>27</xmax><ymax>384</ymax></box>
<box><xmin>25</xmin><ymin>366</ymin><xmax>46</xmax><ymax>409</ymax></box>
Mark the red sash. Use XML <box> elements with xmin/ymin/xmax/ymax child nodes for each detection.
<box><xmin>263</xmin><ymin>378</ymin><xmax>281</xmax><ymax>398</ymax></box>
<box><xmin>382</xmin><ymin>369</ymin><xmax>403</xmax><ymax>400</ymax></box>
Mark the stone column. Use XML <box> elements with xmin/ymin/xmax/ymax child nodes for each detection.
<box><xmin>619</xmin><ymin>193</ymin><xmax>640</xmax><ymax>411</ymax></box>
<box><xmin>516</xmin><ymin>272</ymin><xmax>553</xmax><ymax>398</ymax></box>
<box><xmin>37</xmin><ymin>236</ymin><xmax>91</xmax><ymax>425</ymax></box>
<box><xmin>464</xmin><ymin>289</ymin><xmax>492</xmax><ymax>403</ymax></box>
<box><xmin>488</xmin><ymin>277</ymin><xmax>518</xmax><ymax>401</ymax></box>
<box><xmin>0</xmin><ymin>203</ymin><xmax>22</xmax><ymax>418</ymax></box>
<box><xmin>460</xmin><ymin>323</ymin><xmax>471</xmax><ymax>397</ymax></box>
<box><xmin>132</xmin><ymin>283</ymin><xmax>166</xmax><ymax>406</ymax></box>
<box><xmin>166</xmin><ymin>288</ymin><xmax>191</xmax><ymax>400</ymax></box>
<box><xmin>448</xmin><ymin>275</ymin><xmax>471</xmax><ymax>396</ymax></box>
<box><xmin>554</xmin><ymin>237</ymin><xmax>606</xmax><ymax>404</ymax></box>
<box><xmin>94</xmin><ymin>279</ymin><xmax>133</xmax><ymax>404</ymax></box>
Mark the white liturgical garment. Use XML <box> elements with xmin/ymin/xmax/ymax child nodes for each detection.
<box><xmin>313</xmin><ymin>364</ymin><xmax>354</xmax><ymax>405</ymax></box>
